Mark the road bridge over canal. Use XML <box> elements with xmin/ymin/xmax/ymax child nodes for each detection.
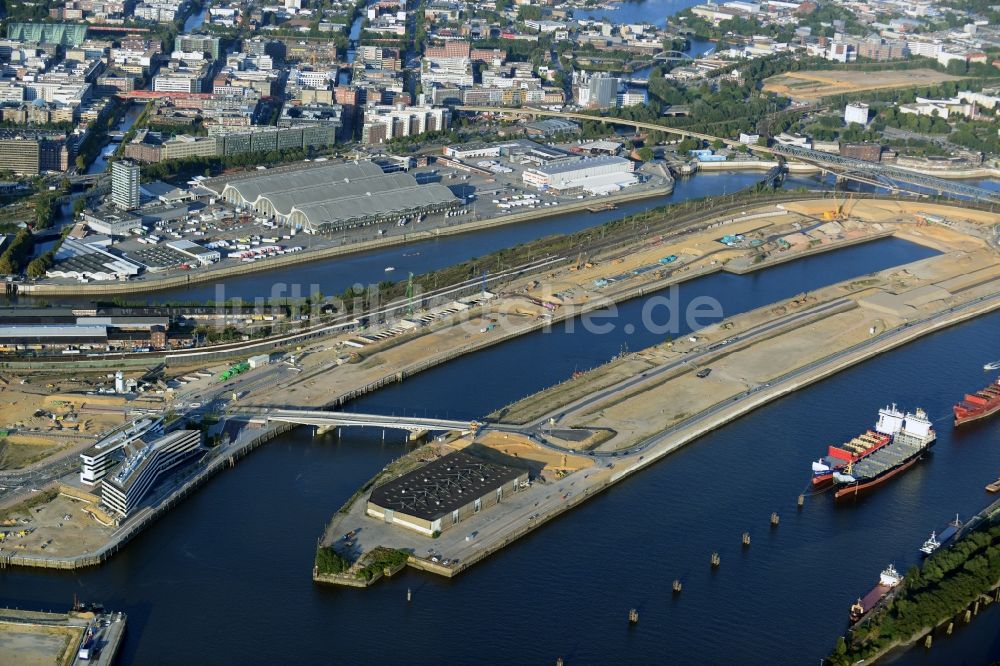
<box><xmin>260</xmin><ymin>409</ymin><xmax>476</xmax><ymax>434</ymax></box>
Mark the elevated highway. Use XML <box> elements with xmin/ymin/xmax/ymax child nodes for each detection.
<box><xmin>455</xmin><ymin>106</ymin><xmax>1000</xmax><ymax>204</ymax></box>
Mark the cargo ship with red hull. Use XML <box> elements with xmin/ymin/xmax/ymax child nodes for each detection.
<box><xmin>811</xmin><ymin>424</ymin><xmax>892</xmax><ymax>487</ymax></box>
<box><xmin>953</xmin><ymin>377</ymin><xmax>1000</xmax><ymax>426</ymax></box>
<box><xmin>833</xmin><ymin>405</ymin><xmax>936</xmax><ymax>500</ymax></box>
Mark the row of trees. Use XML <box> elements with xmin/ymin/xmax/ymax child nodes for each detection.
<box><xmin>0</xmin><ymin>229</ymin><xmax>34</xmax><ymax>276</ymax></box>
<box><xmin>140</xmin><ymin>145</ymin><xmax>319</xmax><ymax>181</ymax></box>
<box><xmin>831</xmin><ymin>521</ymin><xmax>1000</xmax><ymax>665</ymax></box>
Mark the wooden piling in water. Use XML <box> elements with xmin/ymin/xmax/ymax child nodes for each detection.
<box><xmin>672</xmin><ymin>579</ymin><xmax>682</xmax><ymax>594</ymax></box>
<box><xmin>742</xmin><ymin>532</ymin><xmax>751</xmax><ymax>547</ymax></box>
<box><xmin>710</xmin><ymin>552</ymin><xmax>720</xmax><ymax>568</ymax></box>
<box><xmin>628</xmin><ymin>608</ymin><xmax>639</xmax><ymax>624</ymax></box>
<box><xmin>556</xmin><ymin>658</ymin><xmax>564</xmax><ymax>666</ymax></box>
<box><xmin>407</xmin><ymin>588</ymin><xmax>412</xmax><ymax>602</ymax></box>
<box><xmin>770</xmin><ymin>512</ymin><xmax>780</xmax><ymax>526</ymax></box>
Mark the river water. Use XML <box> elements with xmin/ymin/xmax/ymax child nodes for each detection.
<box><xmin>573</xmin><ymin>0</ymin><xmax>701</xmax><ymax>28</ymax></box>
<box><xmin>182</xmin><ymin>3</ymin><xmax>208</xmax><ymax>33</ymax></box>
<box><xmin>20</xmin><ymin>171</ymin><xmax>774</xmax><ymax>306</ymax></box>
<box><xmin>85</xmin><ymin>105</ymin><xmax>145</xmax><ymax>176</ymax></box>
<box><xmin>4</xmin><ymin>236</ymin><xmax>999</xmax><ymax>664</ymax></box>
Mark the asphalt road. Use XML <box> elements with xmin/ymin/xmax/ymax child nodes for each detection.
<box><xmin>497</xmin><ymin>289</ymin><xmax>1000</xmax><ymax>464</ymax></box>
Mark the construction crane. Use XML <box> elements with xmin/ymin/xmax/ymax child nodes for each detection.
<box><xmin>822</xmin><ymin>191</ymin><xmax>856</xmax><ymax>221</ymax></box>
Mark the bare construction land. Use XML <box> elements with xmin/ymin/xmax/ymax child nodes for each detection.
<box><xmin>0</xmin><ymin>610</ymin><xmax>85</xmax><ymax>666</ymax></box>
<box><xmin>0</xmin><ymin>608</ymin><xmax>125</xmax><ymax>666</ymax></box>
<box><xmin>7</xmin><ymin>197</ymin><xmax>1000</xmax><ymax>570</ymax></box>
<box><xmin>318</xmin><ymin>199</ymin><xmax>1000</xmax><ymax>584</ymax></box>
<box><xmin>0</xmin><ymin>373</ymin><xmax>161</xmax><ymax>471</ymax></box>
<box><xmin>763</xmin><ymin>68</ymin><xmax>965</xmax><ymax>101</ymax></box>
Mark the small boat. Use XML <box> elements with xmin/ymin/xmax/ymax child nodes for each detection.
<box><xmin>919</xmin><ymin>514</ymin><xmax>962</xmax><ymax>556</ymax></box>
<box><xmin>384</xmin><ymin>266</ymin><xmax>395</xmax><ymax>272</ymax></box>
<box><xmin>984</xmin><ymin>360</ymin><xmax>1000</xmax><ymax>371</ymax></box>
<box><xmin>986</xmin><ymin>475</ymin><xmax>1000</xmax><ymax>493</ymax></box>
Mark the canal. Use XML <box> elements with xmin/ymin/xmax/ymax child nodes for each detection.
<box><xmin>4</xmin><ymin>236</ymin><xmax>998</xmax><ymax>664</ymax></box>
<box><xmin>84</xmin><ymin>105</ymin><xmax>145</xmax><ymax>176</ymax></box>
<box><xmin>15</xmin><ymin>170</ymin><xmax>776</xmax><ymax>306</ymax></box>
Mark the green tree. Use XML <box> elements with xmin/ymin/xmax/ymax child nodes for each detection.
<box><xmin>636</xmin><ymin>146</ymin><xmax>654</xmax><ymax>161</ymax></box>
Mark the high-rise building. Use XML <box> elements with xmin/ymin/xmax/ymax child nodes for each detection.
<box><xmin>174</xmin><ymin>34</ymin><xmax>220</xmax><ymax>59</ymax></box>
<box><xmin>111</xmin><ymin>159</ymin><xmax>140</xmax><ymax>209</ymax></box>
<box><xmin>589</xmin><ymin>75</ymin><xmax>620</xmax><ymax>109</ymax></box>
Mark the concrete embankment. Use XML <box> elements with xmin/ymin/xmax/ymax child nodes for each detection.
<box><xmin>696</xmin><ymin>160</ymin><xmax>821</xmax><ymax>174</ymax></box>
<box><xmin>420</xmin><ymin>290</ymin><xmax>1000</xmax><ymax>582</ymax></box>
<box><xmin>19</xmin><ymin>185</ymin><xmax>673</xmax><ymax>297</ymax></box>
<box><xmin>6</xmin><ymin>200</ymin><xmax>987</xmax><ymax>570</ymax></box>
<box><xmin>0</xmin><ymin>423</ymin><xmax>293</xmax><ymax>570</ymax></box>
<box><xmin>696</xmin><ymin>158</ymin><xmax>1000</xmax><ymax>181</ymax></box>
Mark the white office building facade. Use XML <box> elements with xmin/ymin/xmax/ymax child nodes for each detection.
<box><xmin>101</xmin><ymin>429</ymin><xmax>202</xmax><ymax>517</ymax></box>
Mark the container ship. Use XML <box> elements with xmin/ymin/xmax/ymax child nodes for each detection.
<box><xmin>833</xmin><ymin>405</ymin><xmax>935</xmax><ymax>500</ymax></box>
<box><xmin>810</xmin><ymin>422</ymin><xmax>892</xmax><ymax>487</ymax></box>
<box><xmin>919</xmin><ymin>514</ymin><xmax>963</xmax><ymax>557</ymax></box>
<box><xmin>849</xmin><ymin>564</ymin><xmax>903</xmax><ymax>624</ymax></box>
<box><xmin>953</xmin><ymin>377</ymin><xmax>1000</xmax><ymax>426</ymax></box>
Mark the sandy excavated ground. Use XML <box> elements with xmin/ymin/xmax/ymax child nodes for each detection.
<box><xmin>764</xmin><ymin>69</ymin><xmax>964</xmax><ymax>101</ymax></box>
<box><xmin>248</xmin><ymin>208</ymin><xmax>837</xmax><ymax>412</ymax></box>
<box><xmin>0</xmin><ymin>493</ymin><xmax>116</xmax><ymax>557</ymax></box>
<box><xmin>0</xmin><ymin>620</ymin><xmax>81</xmax><ymax>666</ymax></box>
<box><xmin>0</xmin><ymin>367</ymin><xmax>166</xmax><ymax>471</ymax></box>
<box><xmin>453</xmin><ymin>431</ymin><xmax>594</xmax><ymax>479</ymax></box>
<box><xmin>535</xmin><ymin>224</ymin><xmax>1000</xmax><ymax>452</ymax></box>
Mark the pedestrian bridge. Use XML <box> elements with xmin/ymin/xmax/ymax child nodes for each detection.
<box><xmin>263</xmin><ymin>409</ymin><xmax>475</xmax><ymax>434</ymax></box>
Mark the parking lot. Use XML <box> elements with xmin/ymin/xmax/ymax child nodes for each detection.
<box><xmin>44</xmin><ymin>145</ymin><xmax>670</xmax><ymax>286</ymax></box>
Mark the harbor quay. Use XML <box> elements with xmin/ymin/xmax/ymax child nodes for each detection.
<box><xmin>312</xmin><ymin>199</ymin><xmax>1000</xmax><ymax>585</ymax></box>
<box><xmin>0</xmin><ymin>604</ymin><xmax>125</xmax><ymax>666</ymax></box>
<box><xmin>3</xmin><ymin>198</ymin><xmax>999</xmax><ymax>579</ymax></box>
<box><xmin>316</xmin><ymin>273</ymin><xmax>1000</xmax><ymax>584</ymax></box>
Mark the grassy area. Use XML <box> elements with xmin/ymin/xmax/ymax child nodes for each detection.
<box><xmin>491</xmin><ymin>357</ymin><xmax>653</xmax><ymax>425</ymax></box>
<box><xmin>0</xmin><ymin>488</ymin><xmax>58</xmax><ymax>522</ymax></box>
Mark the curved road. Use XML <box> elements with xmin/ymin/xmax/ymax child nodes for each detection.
<box><xmin>489</xmin><ymin>289</ymin><xmax>1000</xmax><ymax>463</ymax></box>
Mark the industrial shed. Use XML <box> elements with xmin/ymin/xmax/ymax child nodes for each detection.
<box><xmin>217</xmin><ymin>162</ymin><xmax>459</xmax><ymax>232</ymax></box>
<box><xmin>367</xmin><ymin>450</ymin><xmax>528</xmax><ymax>537</ymax></box>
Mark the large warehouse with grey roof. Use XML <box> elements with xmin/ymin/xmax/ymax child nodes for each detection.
<box><xmin>366</xmin><ymin>450</ymin><xmax>528</xmax><ymax>537</ymax></box>
<box><xmin>214</xmin><ymin>161</ymin><xmax>459</xmax><ymax>232</ymax></box>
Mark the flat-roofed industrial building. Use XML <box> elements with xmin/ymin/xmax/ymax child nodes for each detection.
<box><xmin>215</xmin><ymin>161</ymin><xmax>459</xmax><ymax>232</ymax></box>
<box><xmin>366</xmin><ymin>450</ymin><xmax>528</xmax><ymax>536</ymax></box>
